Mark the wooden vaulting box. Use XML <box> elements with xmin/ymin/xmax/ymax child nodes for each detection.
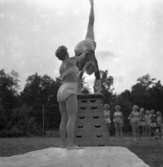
<box><xmin>75</xmin><ymin>94</ymin><xmax>109</xmax><ymax>146</ymax></box>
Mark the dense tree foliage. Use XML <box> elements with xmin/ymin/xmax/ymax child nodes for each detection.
<box><xmin>0</xmin><ymin>70</ymin><xmax>20</xmax><ymax>132</ymax></box>
<box><xmin>21</xmin><ymin>73</ymin><xmax>61</xmax><ymax>133</ymax></box>
<box><xmin>0</xmin><ymin>70</ymin><xmax>61</xmax><ymax>136</ymax></box>
<box><xmin>0</xmin><ymin>69</ymin><xmax>163</xmax><ymax>137</ymax></box>
<box><xmin>130</xmin><ymin>74</ymin><xmax>163</xmax><ymax>111</ymax></box>
<box><xmin>113</xmin><ymin>74</ymin><xmax>163</xmax><ymax>133</ymax></box>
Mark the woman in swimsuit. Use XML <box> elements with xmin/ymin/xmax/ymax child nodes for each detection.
<box><xmin>113</xmin><ymin>105</ymin><xmax>123</xmax><ymax>137</ymax></box>
<box><xmin>128</xmin><ymin>105</ymin><xmax>140</xmax><ymax>138</ymax></box>
<box><xmin>55</xmin><ymin>46</ymin><xmax>86</xmax><ymax>147</ymax></box>
<box><xmin>103</xmin><ymin>104</ymin><xmax>112</xmax><ymax>136</ymax></box>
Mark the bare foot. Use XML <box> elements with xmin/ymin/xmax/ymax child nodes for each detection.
<box><xmin>89</xmin><ymin>0</ymin><xmax>94</xmax><ymax>6</ymax></box>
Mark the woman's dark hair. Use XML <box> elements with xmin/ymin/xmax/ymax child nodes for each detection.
<box><xmin>55</xmin><ymin>45</ymin><xmax>68</xmax><ymax>60</ymax></box>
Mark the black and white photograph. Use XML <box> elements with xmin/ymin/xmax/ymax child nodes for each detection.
<box><xmin>0</xmin><ymin>0</ymin><xmax>163</xmax><ymax>166</ymax></box>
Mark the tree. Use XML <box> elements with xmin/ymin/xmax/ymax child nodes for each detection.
<box><xmin>0</xmin><ymin>69</ymin><xmax>19</xmax><ymax>129</ymax></box>
<box><xmin>131</xmin><ymin>74</ymin><xmax>156</xmax><ymax>108</ymax></box>
<box><xmin>148</xmin><ymin>80</ymin><xmax>163</xmax><ymax>111</ymax></box>
<box><xmin>11</xmin><ymin>104</ymin><xmax>40</xmax><ymax>136</ymax></box>
<box><xmin>96</xmin><ymin>70</ymin><xmax>114</xmax><ymax>104</ymax></box>
<box><xmin>0</xmin><ymin>101</ymin><xmax>7</xmax><ymax>130</ymax></box>
<box><xmin>131</xmin><ymin>74</ymin><xmax>163</xmax><ymax>112</ymax></box>
<box><xmin>116</xmin><ymin>90</ymin><xmax>133</xmax><ymax>133</ymax></box>
<box><xmin>21</xmin><ymin>73</ymin><xmax>61</xmax><ymax>131</ymax></box>
<box><xmin>137</xmin><ymin>74</ymin><xmax>156</xmax><ymax>88</ymax></box>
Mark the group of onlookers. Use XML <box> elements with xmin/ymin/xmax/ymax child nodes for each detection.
<box><xmin>128</xmin><ymin>105</ymin><xmax>163</xmax><ymax>138</ymax></box>
<box><xmin>103</xmin><ymin>104</ymin><xmax>163</xmax><ymax>138</ymax></box>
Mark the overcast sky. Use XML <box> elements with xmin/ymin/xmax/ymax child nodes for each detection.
<box><xmin>0</xmin><ymin>0</ymin><xmax>163</xmax><ymax>93</ymax></box>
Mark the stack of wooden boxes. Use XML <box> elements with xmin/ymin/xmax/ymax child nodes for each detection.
<box><xmin>75</xmin><ymin>94</ymin><xmax>109</xmax><ymax>146</ymax></box>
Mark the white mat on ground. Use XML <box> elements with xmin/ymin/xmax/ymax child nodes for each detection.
<box><xmin>0</xmin><ymin>147</ymin><xmax>150</xmax><ymax>167</ymax></box>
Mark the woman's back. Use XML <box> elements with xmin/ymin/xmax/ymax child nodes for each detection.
<box><xmin>60</xmin><ymin>58</ymin><xmax>79</xmax><ymax>83</ymax></box>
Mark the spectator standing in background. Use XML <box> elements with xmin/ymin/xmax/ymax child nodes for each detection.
<box><xmin>113</xmin><ymin>105</ymin><xmax>123</xmax><ymax>137</ymax></box>
<box><xmin>139</xmin><ymin>107</ymin><xmax>146</xmax><ymax>136</ymax></box>
<box><xmin>103</xmin><ymin>104</ymin><xmax>111</xmax><ymax>136</ymax></box>
<box><xmin>150</xmin><ymin>109</ymin><xmax>157</xmax><ymax>136</ymax></box>
<box><xmin>128</xmin><ymin>105</ymin><xmax>140</xmax><ymax>139</ymax></box>
<box><xmin>144</xmin><ymin>110</ymin><xmax>151</xmax><ymax>136</ymax></box>
<box><xmin>156</xmin><ymin>111</ymin><xmax>162</xmax><ymax>128</ymax></box>
<box><xmin>156</xmin><ymin>111</ymin><xmax>162</xmax><ymax>138</ymax></box>
<box><xmin>161</xmin><ymin>123</ymin><xmax>163</xmax><ymax>139</ymax></box>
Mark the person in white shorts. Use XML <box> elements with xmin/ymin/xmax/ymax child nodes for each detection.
<box><xmin>55</xmin><ymin>46</ymin><xmax>87</xmax><ymax>148</ymax></box>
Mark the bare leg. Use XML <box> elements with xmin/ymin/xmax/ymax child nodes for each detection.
<box><xmin>59</xmin><ymin>102</ymin><xmax>68</xmax><ymax>147</ymax></box>
<box><xmin>115</xmin><ymin>123</ymin><xmax>118</xmax><ymax>137</ymax></box>
<box><xmin>118</xmin><ymin>124</ymin><xmax>121</xmax><ymax>137</ymax></box>
<box><xmin>120</xmin><ymin>124</ymin><xmax>123</xmax><ymax>137</ymax></box>
<box><xmin>75</xmin><ymin>0</ymin><xmax>101</xmax><ymax>92</ymax></box>
<box><xmin>66</xmin><ymin>95</ymin><xmax>78</xmax><ymax>147</ymax></box>
<box><xmin>86</xmin><ymin>0</ymin><xmax>95</xmax><ymax>40</ymax></box>
<box><xmin>117</xmin><ymin>124</ymin><xmax>120</xmax><ymax>136</ymax></box>
<box><xmin>107</xmin><ymin>123</ymin><xmax>110</xmax><ymax>136</ymax></box>
<box><xmin>142</xmin><ymin>125</ymin><xmax>146</xmax><ymax>136</ymax></box>
<box><xmin>86</xmin><ymin>0</ymin><xmax>102</xmax><ymax>92</ymax></box>
<box><xmin>132</xmin><ymin>124</ymin><xmax>136</xmax><ymax>137</ymax></box>
<box><xmin>132</xmin><ymin>123</ymin><xmax>138</xmax><ymax>140</ymax></box>
<box><xmin>136</xmin><ymin>124</ymin><xmax>139</xmax><ymax>137</ymax></box>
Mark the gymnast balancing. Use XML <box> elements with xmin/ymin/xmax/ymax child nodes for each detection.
<box><xmin>74</xmin><ymin>0</ymin><xmax>101</xmax><ymax>93</ymax></box>
<box><xmin>55</xmin><ymin>0</ymin><xmax>101</xmax><ymax>148</ymax></box>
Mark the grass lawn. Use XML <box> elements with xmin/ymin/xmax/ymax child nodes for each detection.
<box><xmin>0</xmin><ymin>137</ymin><xmax>163</xmax><ymax>167</ymax></box>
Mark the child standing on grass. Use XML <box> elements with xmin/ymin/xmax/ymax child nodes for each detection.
<box><xmin>150</xmin><ymin>109</ymin><xmax>157</xmax><ymax>136</ymax></box>
<box><xmin>156</xmin><ymin>111</ymin><xmax>162</xmax><ymax>138</ymax></box>
<box><xmin>103</xmin><ymin>104</ymin><xmax>111</xmax><ymax>136</ymax></box>
<box><xmin>113</xmin><ymin>105</ymin><xmax>123</xmax><ymax>137</ymax></box>
<box><xmin>128</xmin><ymin>105</ymin><xmax>140</xmax><ymax>139</ymax></box>
<box><xmin>144</xmin><ymin>110</ymin><xmax>151</xmax><ymax>136</ymax></box>
<box><xmin>139</xmin><ymin>107</ymin><xmax>146</xmax><ymax>136</ymax></box>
